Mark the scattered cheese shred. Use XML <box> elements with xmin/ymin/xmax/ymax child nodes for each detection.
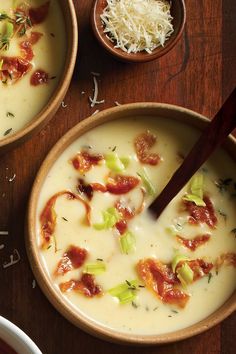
<box><xmin>3</xmin><ymin>249</ymin><xmax>21</xmax><ymax>269</ymax></box>
<box><xmin>0</xmin><ymin>231</ymin><xmax>9</xmax><ymax>235</ymax></box>
<box><xmin>101</xmin><ymin>0</ymin><xmax>174</xmax><ymax>53</ymax></box>
<box><xmin>89</xmin><ymin>75</ymin><xmax>105</xmax><ymax>108</ymax></box>
<box><xmin>0</xmin><ymin>244</ymin><xmax>4</xmax><ymax>250</ymax></box>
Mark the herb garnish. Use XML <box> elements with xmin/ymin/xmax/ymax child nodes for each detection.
<box><xmin>112</xmin><ymin>146</ymin><xmax>117</xmax><ymax>152</ymax></box>
<box><xmin>61</xmin><ymin>217</ymin><xmax>68</xmax><ymax>221</ymax></box>
<box><xmin>171</xmin><ymin>310</ymin><xmax>179</xmax><ymax>314</ymax></box>
<box><xmin>6</xmin><ymin>112</ymin><xmax>15</xmax><ymax>117</ymax></box>
<box><xmin>208</xmin><ymin>272</ymin><xmax>213</xmax><ymax>283</ymax></box>
<box><xmin>47</xmin><ymin>245</ymin><xmax>52</xmax><ymax>250</ymax></box>
<box><xmin>153</xmin><ymin>307</ymin><xmax>158</xmax><ymax>311</ymax></box>
<box><xmin>131</xmin><ymin>301</ymin><xmax>138</xmax><ymax>308</ymax></box>
<box><xmin>215</xmin><ymin>178</ymin><xmax>232</xmax><ymax>193</ymax></box>
<box><xmin>126</xmin><ymin>280</ymin><xmax>137</xmax><ymax>290</ymax></box>
<box><xmin>96</xmin><ymin>258</ymin><xmax>104</xmax><ymax>261</ymax></box>
<box><xmin>231</xmin><ymin>228</ymin><xmax>236</xmax><ymax>238</ymax></box>
<box><xmin>15</xmin><ymin>11</ymin><xmax>32</xmax><ymax>36</ymax></box>
<box><xmin>4</xmin><ymin>128</ymin><xmax>12</xmax><ymax>136</ymax></box>
<box><xmin>218</xmin><ymin>209</ymin><xmax>227</xmax><ymax>222</ymax></box>
<box><xmin>0</xmin><ymin>13</ymin><xmax>10</xmax><ymax>21</ymax></box>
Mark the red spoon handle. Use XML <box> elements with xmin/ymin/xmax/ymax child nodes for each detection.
<box><xmin>149</xmin><ymin>87</ymin><xmax>236</xmax><ymax>218</ymax></box>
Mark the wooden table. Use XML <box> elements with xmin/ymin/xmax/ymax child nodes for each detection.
<box><xmin>0</xmin><ymin>1</ymin><xmax>235</xmax><ymax>353</ymax></box>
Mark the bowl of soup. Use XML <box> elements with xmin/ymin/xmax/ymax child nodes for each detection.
<box><xmin>0</xmin><ymin>316</ymin><xmax>42</xmax><ymax>354</ymax></box>
<box><xmin>0</xmin><ymin>0</ymin><xmax>78</xmax><ymax>154</ymax></box>
<box><xmin>26</xmin><ymin>103</ymin><xmax>236</xmax><ymax>344</ymax></box>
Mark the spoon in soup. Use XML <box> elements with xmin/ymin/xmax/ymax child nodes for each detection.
<box><xmin>149</xmin><ymin>87</ymin><xmax>236</xmax><ymax>218</ymax></box>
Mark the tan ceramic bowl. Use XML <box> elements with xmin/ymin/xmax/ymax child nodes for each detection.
<box><xmin>26</xmin><ymin>103</ymin><xmax>236</xmax><ymax>345</ymax></box>
<box><xmin>0</xmin><ymin>0</ymin><xmax>78</xmax><ymax>155</ymax></box>
<box><xmin>91</xmin><ymin>0</ymin><xmax>186</xmax><ymax>63</ymax></box>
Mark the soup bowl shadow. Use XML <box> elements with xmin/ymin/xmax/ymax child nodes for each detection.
<box><xmin>91</xmin><ymin>0</ymin><xmax>186</xmax><ymax>63</ymax></box>
<box><xmin>0</xmin><ymin>0</ymin><xmax>78</xmax><ymax>155</ymax></box>
<box><xmin>26</xmin><ymin>103</ymin><xmax>236</xmax><ymax>345</ymax></box>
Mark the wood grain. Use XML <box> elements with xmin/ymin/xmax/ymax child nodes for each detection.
<box><xmin>0</xmin><ymin>1</ymin><xmax>235</xmax><ymax>353</ymax></box>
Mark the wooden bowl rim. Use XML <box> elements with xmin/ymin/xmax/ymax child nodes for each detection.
<box><xmin>91</xmin><ymin>0</ymin><xmax>186</xmax><ymax>63</ymax></box>
<box><xmin>0</xmin><ymin>0</ymin><xmax>78</xmax><ymax>151</ymax></box>
<box><xmin>26</xmin><ymin>102</ymin><xmax>236</xmax><ymax>345</ymax></box>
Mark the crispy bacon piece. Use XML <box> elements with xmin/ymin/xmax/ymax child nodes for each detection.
<box><xmin>176</xmin><ymin>234</ymin><xmax>211</xmax><ymax>251</ymax></box>
<box><xmin>115</xmin><ymin>200</ymin><xmax>135</xmax><ymax>220</ymax></box>
<box><xmin>59</xmin><ymin>273</ymin><xmax>102</xmax><ymax>297</ymax></box>
<box><xmin>0</xmin><ymin>57</ymin><xmax>32</xmax><ymax>83</ymax></box>
<box><xmin>134</xmin><ymin>131</ymin><xmax>161</xmax><ymax>165</ymax></box>
<box><xmin>137</xmin><ymin>259</ymin><xmax>189</xmax><ymax>308</ymax></box>
<box><xmin>107</xmin><ymin>175</ymin><xmax>139</xmax><ymax>194</ymax></box>
<box><xmin>77</xmin><ymin>178</ymin><xmax>94</xmax><ymax>200</ymax></box>
<box><xmin>90</xmin><ymin>182</ymin><xmax>107</xmax><ymax>193</ymax></box>
<box><xmin>30</xmin><ymin>69</ymin><xmax>49</xmax><ymax>86</ymax></box>
<box><xmin>40</xmin><ymin>191</ymin><xmax>91</xmax><ymax>248</ymax></box>
<box><xmin>184</xmin><ymin>196</ymin><xmax>217</xmax><ymax>228</ymax></box>
<box><xmin>216</xmin><ymin>253</ymin><xmax>236</xmax><ymax>270</ymax></box>
<box><xmin>115</xmin><ymin>219</ymin><xmax>128</xmax><ymax>235</ymax></box>
<box><xmin>29</xmin><ymin>1</ymin><xmax>50</xmax><ymax>25</ymax></box>
<box><xmin>72</xmin><ymin>151</ymin><xmax>104</xmax><ymax>173</ymax></box>
<box><xmin>20</xmin><ymin>32</ymin><xmax>43</xmax><ymax>61</ymax></box>
<box><xmin>55</xmin><ymin>246</ymin><xmax>88</xmax><ymax>276</ymax></box>
<box><xmin>179</xmin><ymin>259</ymin><xmax>213</xmax><ymax>280</ymax></box>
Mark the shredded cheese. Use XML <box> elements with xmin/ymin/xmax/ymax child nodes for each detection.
<box><xmin>89</xmin><ymin>75</ymin><xmax>105</xmax><ymax>108</ymax></box>
<box><xmin>100</xmin><ymin>0</ymin><xmax>174</xmax><ymax>53</ymax></box>
<box><xmin>0</xmin><ymin>244</ymin><xmax>4</xmax><ymax>250</ymax></box>
<box><xmin>0</xmin><ymin>231</ymin><xmax>9</xmax><ymax>235</ymax></box>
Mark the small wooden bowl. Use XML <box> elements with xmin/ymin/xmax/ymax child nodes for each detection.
<box><xmin>26</xmin><ymin>103</ymin><xmax>236</xmax><ymax>345</ymax></box>
<box><xmin>91</xmin><ymin>0</ymin><xmax>186</xmax><ymax>63</ymax></box>
<box><xmin>0</xmin><ymin>0</ymin><xmax>78</xmax><ymax>155</ymax></box>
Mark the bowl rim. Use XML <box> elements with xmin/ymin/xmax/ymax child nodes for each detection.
<box><xmin>26</xmin><ymin>102</ymin><xmax>236</xmax><ymax>345</ymax></box>
<box><xmin>91</xmin><ymin>0</ymin><xmax>186</xmax><ymax>63</ymax></box>
<box><xmin>0</xmin><ymin>316</ymin><xmax>42</xmax><ymax>354</ymax></box>
<box><xmin>0</xmin><ymin>0</ymin><xmax>78</xmax><ymax>151</ymax></box>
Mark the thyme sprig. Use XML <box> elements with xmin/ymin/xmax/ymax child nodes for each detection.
<box><xmin>14</xmin><ymin>11</ymin><xmax>32</xmax><ymax>36</ymax></box>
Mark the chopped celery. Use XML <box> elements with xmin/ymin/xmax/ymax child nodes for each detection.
<box><xmin>172</xmin><ymin>254</ymin><xmax>189</xmax><ymax>272</ymax></box>
<box><xmin>119</xmin><ymin>231</ymin><xmax>136</xmax><ymax>254</ymax></box>
<box><xmin>177</xmin><ymin>262</ymin><xmax>194</xmax><ymax>287</ymax></box>
<box><xmin>182</xmin><ymin>194</ymin><xmax>206</xmax><ymax>207</ymax></box>
<box><xmin>83</xmin><ymin>262</ymin><xmax>106</xmax><ymax>275</ymax></box>
<box><xmin>137</xmin><ymin>168</ymin><xmax>156</xmax><ymax>196</ymax></box>
<box><xmin>108</xmin><ymin>280</ymin><xmax>138</xmax><ymax>304</ymax></box>
<box><xmin>93</xmin><ymin>207</ymin><xmax>120</xmax><ymax>230</ymax></box>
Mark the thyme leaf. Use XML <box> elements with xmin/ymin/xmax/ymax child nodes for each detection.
<box><xmin>4</xmin><ymin>128</ymin><xmax>12</xmax><ymax>136</ymax></box>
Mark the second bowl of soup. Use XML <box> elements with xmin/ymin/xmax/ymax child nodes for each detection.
<box><xmin>0</xmin><ymin>0</ymin><xmax>78</xmax><ymax>153</ymax></box>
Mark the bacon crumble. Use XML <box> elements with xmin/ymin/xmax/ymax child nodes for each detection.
<box><xmin>55</xmin><ymin>246</ymin><xmax>88</xmax><ymax>276</ymax></box>
<box><xmin>184</xmin><ymin>196</ymin><xmax>217</xmax><ymax>228</ymax></box>
<box><xmin>134</xmin><ymin>131</ymin><xmax>161</xmax><ymax>165</ymax></box>
<box><xmin>59</xmin><ymin>273</ymin><xmax>102</xmax><ymax>297</ymax></box>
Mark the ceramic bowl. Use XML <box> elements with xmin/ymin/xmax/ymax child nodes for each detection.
<box><xmin>26</xmin><ymin>103</ymin><xmax>236</xmax><ymax>345</ymax></box>
<box><xmin>0</xmin><ymin>0</ymin><xmax>78</xmax><ymax>154</ymax></box>
<box><xmin>91</xmin><ymin>0</ymin><xmax>186</xmax><ymax>63</ymax></box>
<box><xmin>0</xmin><ymin>316</ymin><xmax>42</xmax><ymax>354</ymax></box>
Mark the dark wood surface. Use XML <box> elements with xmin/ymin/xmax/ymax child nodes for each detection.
<box><xmin>0</xmin><ymin>1</ymin><xmax>235</xmax><ymax>353</ymax></box>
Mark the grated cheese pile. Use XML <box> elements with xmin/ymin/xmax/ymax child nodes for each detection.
<box><xmin>100</xmin><ymin>0</ymin><xmax>174</xmax><ymax>54</ymax></box>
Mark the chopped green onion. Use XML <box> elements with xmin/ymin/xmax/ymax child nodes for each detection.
<box><xmin>137</xmin><ymin>168</ymin><xmax>156</xmax><ymax>196</ymax></box>
<box><xmin>0</xmin><ymin>22</ymin><xmax>14</xmax><ymax>50</ymax></box>
<box><xmin>182</xmin><ymin>194</ymin><xmax>206</xmax><ymax>207</ymax></box>
<box><xmin>93</xmin><ymin>207</ymin><xmax>120</xmax><ymax>230</ymax></box>
<box><xmin>120</xmin><ymin>156</ymin><xmax>130</xmax><ymax>168</ymax></box>
<box><xmin>176</xmin><ymin>262</ymin><xmax>194</xmax><ymax>287</ymax></box>
<box><xmin>172</xmin><ymin>254</ymin><xmax>189</xmax><ymax>272</ymax></box>
<box><xmin>106</xmin><ymin>152</ymin><xmax>129</xmax><ymax>172</ymax></box>
<box><xmin>190</xmin><ymin>174</ymin><xmax>204</xmax><ymax>199</ymax></box>
<box><xmin>183</xmin><ymin>174</ymin><xmax>206</xmax><ymax>206</ymax></box>
<box><xmin>108</xmin><ymin>280</ymin><xmax>138</xmax><ymax>304</ymax></box>
<box><xmin>83</xmin><ymin>262</ymin><xmax>106</xmax><ymax>275</ymax></box>
<box><xmin>119</xmin><ymin>231</ymin><xmax>136</xmax><ymax>254</ymax></box>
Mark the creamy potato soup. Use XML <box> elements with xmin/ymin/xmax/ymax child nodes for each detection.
<box><xmin>0</xmin><ymin>0</ymin><xmax>66</xmax><ymax>139</ymax></box>
<box><xmin>36</xmin><ymin>117</ymin><xmax>236</xmax><ymax>335</ymax></box>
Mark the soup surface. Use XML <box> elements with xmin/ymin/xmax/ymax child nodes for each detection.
<box><xmin>36</xmin><ymin>117</ymin><xmax>236</xmax><ymax>335</ymax></box>
<box><xmin>0</xmin><ymin>0</ymin><xmax>66</xmax><ymax>139</ymax></box>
